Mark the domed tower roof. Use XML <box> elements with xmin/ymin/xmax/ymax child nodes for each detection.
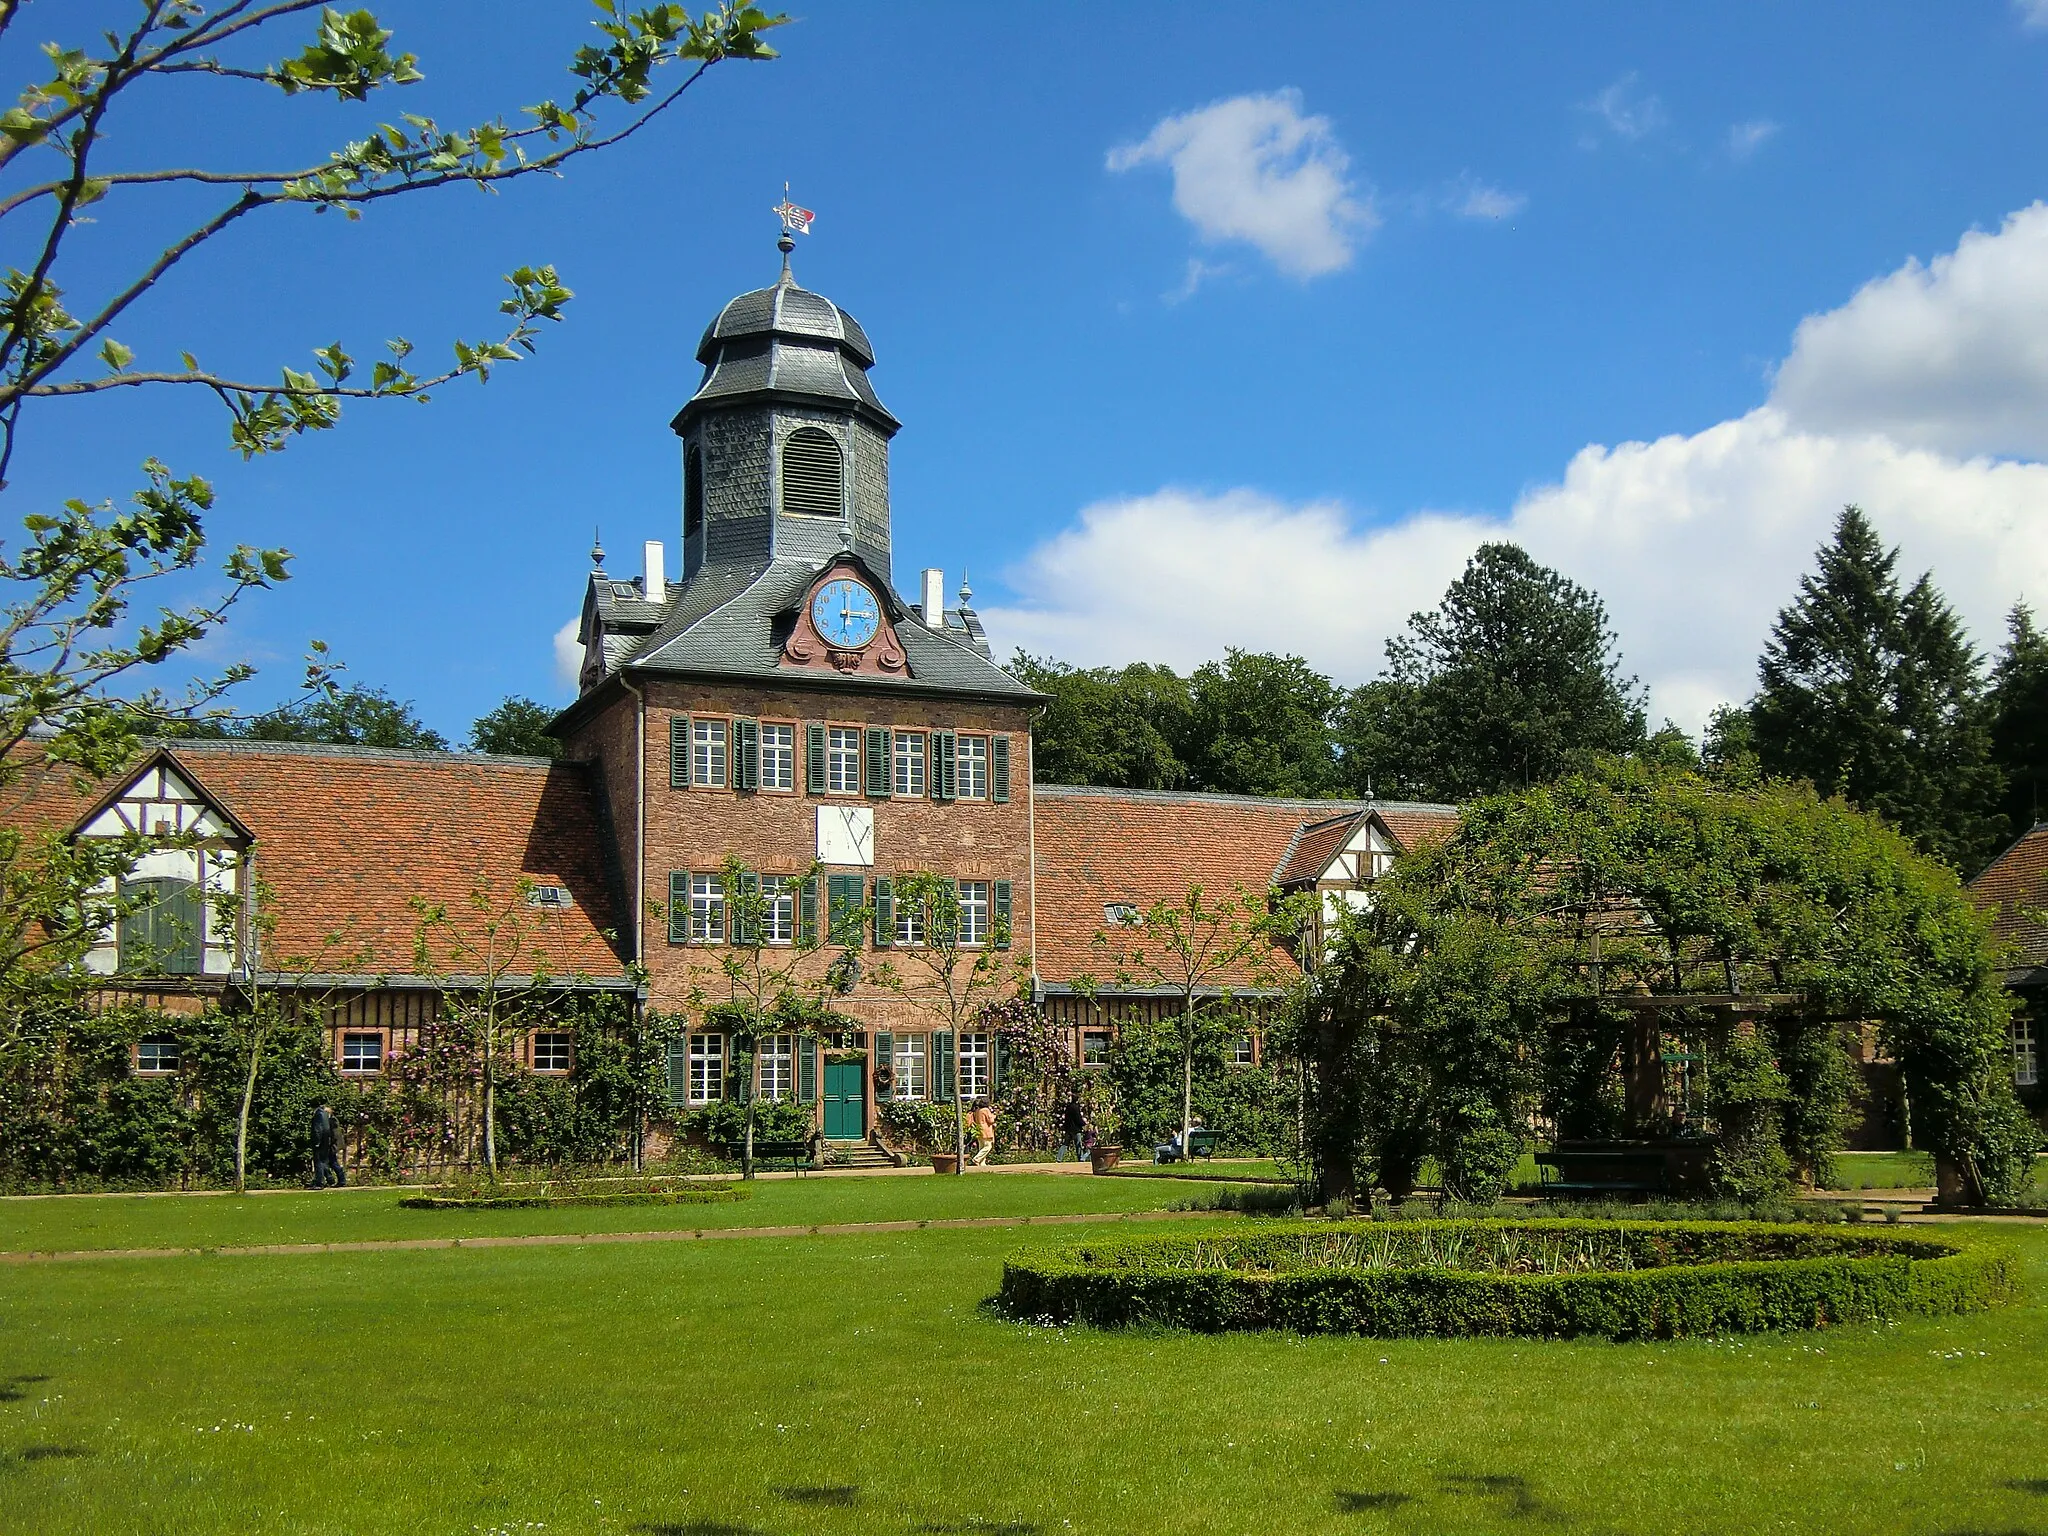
<box><xmin>672</xmin><ymin>257</ymin><xmax>898</xmax><ymax>436</ymax></box>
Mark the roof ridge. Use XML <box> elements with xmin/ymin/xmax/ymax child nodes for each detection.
<box><xmin>1036</xmin><ymin>784</ymin><xmax>1458</xmax><ymax>813</ymax></box>
<box><xmin>145</xmin><ymin>738</ymin><xmax>564</xmax><ymax>769</ymax></box>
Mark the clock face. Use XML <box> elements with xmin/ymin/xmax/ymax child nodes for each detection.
<box><xmin>811</xmin><ymin>577</ymin><xmax>881</xmax><ymax>649</ymax></box>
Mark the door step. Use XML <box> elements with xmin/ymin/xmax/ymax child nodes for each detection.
<box><xmin>825</xmin><ymin>1139</ymin><xmax>898</xmax><ymax>1170</ymax></box>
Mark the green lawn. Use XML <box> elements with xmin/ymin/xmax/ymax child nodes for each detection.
<box><xmin>0</xmin><ymin>1172</ymin><xmax>1190</xmax><ymax>1254</ymax></box>
<box><xmin>0</xmin><ymin>1179</ymin><xmax>2045</xmax><ymax>1535</ymax></box>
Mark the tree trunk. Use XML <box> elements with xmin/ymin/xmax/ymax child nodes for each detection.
<box><xmin>743</xmin><ymin>1065</ymin><xmax>757</xmax><ymax>1181</ymax></box>
<box><xmin>955</xmin><ymin>1046</ymin><xmax>967</xmax><ymax>1175</ymax></box>
<box><xmin>1182</xmin><ymin>995</ymin><xmax>1196</xmax><ymax>1159</ymax></box>
<box><xmin>482</xmin><ymin>1015</ymin><xmax>498</xmax><ymax>1178</ymax></box>
<box><xmin>233</xmin><ymin>1020</ymin><xmax>264</xmax><ymax>1195</ymax></box>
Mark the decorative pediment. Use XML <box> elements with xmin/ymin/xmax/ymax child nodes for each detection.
<box><xmin>781</xmin><ymin>555</ymin><xmax>910</xmax><ymax>678</ymax></box>
<box><xmin>71</xmin><ymin>748</ymin><xmax>252</xmax><ymax>846</ymax></box>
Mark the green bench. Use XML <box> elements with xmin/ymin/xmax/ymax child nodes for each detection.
<box><xmin>1155</xmin><ymin>1128</ymin><xmax>1224</xmax><ymax>1163</ymax></box>
<box><xmin>1534</xmin><ymin>1148</ymin><xmax>1668</xmax><ymax>1200</ymax></box>
<box><xmin>723</xmin><ymin>1137</ymin><xmax>816</xmax><ymax>1173</ymax></box>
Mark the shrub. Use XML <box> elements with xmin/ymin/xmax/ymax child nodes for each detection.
<box><xmin>995</xmin><ymin>1220</ymin><xmax>2017</xmax><ymax>1340</ymax></box>
<box><xmin>400</xmin><ymin>1175</ymin><xmax>745</xmax><ymax>1210</ymax></box>
<box><xmin>681</xmin><ymin>1097</ymin><xmax>814</xmax><ymax>1149</ymax></box>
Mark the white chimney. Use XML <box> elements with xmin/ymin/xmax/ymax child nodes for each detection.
<box><xmin>643</xmin><ymin>539</ymin><xmax>666</xmax><ymax>602</ymax></box>
<box><xmin>921</xmin><ymin>567</ymin><xmax>945</xmax><ymax>626</ymax></box>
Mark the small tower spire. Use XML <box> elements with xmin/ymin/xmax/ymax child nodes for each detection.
<box><xmin>590</xmin><ymin>526</ymin><xmax>606</xmax><ymax>569</ymax></box>
<box><xmin>958</xmin><ymin>569</ymin><xmax>973</xmax><ymax>607</ymax></box>
<box><xmin>771</xmin><ymin>183</ymin><xmax>814</xmax><ymax>287</ymax></box>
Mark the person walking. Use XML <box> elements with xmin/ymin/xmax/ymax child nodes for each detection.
<box><xmin>311</xmin><ymin>1102</ymin><xmax>345</xmax><ymax>1188</ymax></box>
<box><xmin>1060</xmin><ymin>1096</ymin><xmax>1085</xmax><ymax>1163</ymax></box>
<box><xmin>969</xmin><ymin>1100</ymin><xmax>996</xmax><ymax>1166</ymax></box>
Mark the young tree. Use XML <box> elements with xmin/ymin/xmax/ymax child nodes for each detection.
<box><xmin>872</xmin><ymin>870</ymin><xmax>1026</xmax><ymax>1172</ymax></box>
<box><xmin>470</xmin><ymin>696</ymin><xmax>563</xmax><ymax>758</ymax></box>
<box><xmin>1084</xmin><ymin>883</ymin><xmax>1307</xmax><ymax>1168</ymax></box>
<box><xmin>411</xmin><ymin>874</ymin><xmax>572</xmax><ymax>1176</ymax></box>
<box><xmin>675</xmin><ymin>856</ymin><xmax>850</xmax><ymax>1179</ymax></box>
<box><xmin>0</xmin><ymin>3</ymin><xmax>784</xmax><ymax>1046</ymax></box>
<box><xmin>1751</xmin><ymin>507</ymin><xmax>2002</xmax><ymax>870</ymax></box>
<box><xmin>1340</xmin><ymin>543</ymin><xmax>1645</xmax><ymax>801</ymax></box>
<box><xmin>1990</xmin><ymin>603</ymin><xmax>2048</xmax><ymax>843</ymax></box>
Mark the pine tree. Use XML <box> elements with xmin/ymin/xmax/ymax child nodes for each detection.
<box><xmin>1751</xmin><ymin>506</ymin><xmax>2002</xmax><ymax>870</ymax></box>
<box><xmin>1340</xmin><ymin>543</ymin><xmax>1644</xmax><ymax>801</ymax></box>
<box><xmin>1990</xmin><ymin>603</ymin><xmax>2048</xmax><ymax>842</ymax></box>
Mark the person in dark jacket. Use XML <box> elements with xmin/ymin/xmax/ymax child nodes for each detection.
<box><xmin>311</xmin><ymin>1103</ymin><xmax>345</xmax><ymax>1188</ymax></box>
<box><xmin>1060</xmin><ymin>1097</ymin><xmax>1086</xmax><ymax>1162</ymax></box>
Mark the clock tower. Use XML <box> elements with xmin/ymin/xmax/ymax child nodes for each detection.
<box><xmin>554</xmin><ymin>233</ymin><xmax>1042</xmax><ymax>1152</ymax></box>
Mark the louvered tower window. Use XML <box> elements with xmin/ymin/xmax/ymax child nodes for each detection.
<box><xmin>684</xmin><ymin>446</ymin><xmax>704</xmax><ymax>537</ymax></box>
<box><xmin>780</xmin><ymin>427</ymin><xmax>844</xmax><ymax>518</ymax></box>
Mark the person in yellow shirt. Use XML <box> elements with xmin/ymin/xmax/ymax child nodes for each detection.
<box><xmin>969</xmin><ymin>1100</ymin><xmax>996</xmax><ymax>1165</ymax></box>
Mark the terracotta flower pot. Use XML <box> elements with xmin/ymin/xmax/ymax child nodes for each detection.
<box><xmin>1089</xmin><ymin>1145</ymin><xmax>1123</xmax><ymax>1174</ymax></box>
<box><xmin>931</xmin><ymin>1153</ymin><xmax>961</xmax><ymax>1175</ymax></box>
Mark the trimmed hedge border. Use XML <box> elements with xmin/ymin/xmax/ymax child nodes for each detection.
<box><xmin>995</xmin><ymin>1220</ymin><xmax>2018</xmax><ymax>1340</ymax></box>
<box><xmin>401</xmin><ymin>1182</ymin><xmax>747</xmax><ymax>1211</ymax></box>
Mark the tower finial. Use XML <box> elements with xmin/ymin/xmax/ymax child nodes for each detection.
<box><xmin>591</xmin><ymin>526</ymin><xmax>605</xmax><ymax>569</ymax></box>
<box><xmin>772</xmin><ymin>183</ymin><xmax>814</xmax><ymax>284</ymax></box>
<box><xmin>958</xmin><ymin>569</ymin><xmax>973</xmax><ymax>606</ymax></box>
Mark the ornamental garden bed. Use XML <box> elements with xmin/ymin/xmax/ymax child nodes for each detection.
<box><xmin>995</xmin><ymin>1220</ymin><xmax>2017</xmax><ymax>1340</ymax></box>
<box><xmin>401</xmin><ymin>1177</ymin><xmax>747</xmax><ymax>1211</ymax></box>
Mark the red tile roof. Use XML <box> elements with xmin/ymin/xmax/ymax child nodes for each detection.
<box><xmin>1969</xmin><ymin>822</ymin><xmax>2048</xmax><ymax>971</ymax></box>
<box><xmin>1272</xmin><ymin>813</ymin><xmax>1359</xmax><ymax>887</ymax></box>
<box><xmin>1032</xmin><ymin>786</ymin><xmax>1366</xmax><ymax>989</ymax></box>
<box><xmin>6</xmin><ymin>742</ymin><xmax>627</xmax><ymax>982</ymax></box>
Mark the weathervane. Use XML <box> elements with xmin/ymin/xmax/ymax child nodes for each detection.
<box><xmin>773</xmin><ymin>183</ymin><xmax>815</xmax><ymax>243</ymax></box>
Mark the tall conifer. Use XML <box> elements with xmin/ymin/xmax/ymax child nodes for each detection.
<box><xmin>1990</xmin><ymin>603</ymin><xmax>2048</xmax><ymax>841</ymax></box>
<box><xmin>1751</xmin><ymin>507</ymin><xmax>2001</xmax><ymax>870</ymax></box>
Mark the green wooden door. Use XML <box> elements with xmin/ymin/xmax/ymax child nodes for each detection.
<box><xmin>822</xmin><ymin>1061</ymin><xmax>865</xmax><ymax>1140</ymax></box>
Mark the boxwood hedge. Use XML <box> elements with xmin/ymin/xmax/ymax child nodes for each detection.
<box><xmin>401</xmin><ymin>1180</ymin><xmax>746</xmax><ymax>1211</ymax></box>
<box><xmin>995</xmin><ymin>1220</ymin><xmax>2017</xmax><ymax>1340</ymax></box>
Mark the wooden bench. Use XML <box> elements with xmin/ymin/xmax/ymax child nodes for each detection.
<box><xmin>723</xmin><ymin>1138</ymin><xmax>816</xmax><ymax>1173</ymax></box>
<box><xmin>1535</xmin><ymin>1148</ymin><xmax>1668</xmax><ymax>1200</ymax></box>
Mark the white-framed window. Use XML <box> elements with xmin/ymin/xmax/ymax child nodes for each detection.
<box><xmin>894</xmin><ymin>895</ymin><xmax>925</xmax><ymax>947</ymax></box>
<box><xmin>532</xmin><ymin>1032</ymin><xmax>573</xmax><ymax>1074</ymax></box>
<box><xmin>2017</xmin><ymin>1016</ymin><xmax>2040</xmax><ymax>1088</ymax></box>
<box><xmin>340</xmin><ymin>1032</ymin><xmax>384</xmax><ymax>1075</ymax></box>
<box><xmin>893</xmin><ymin>731</ymin><xmax>926</xmax><ymax>797</ymax></box>
<box><xmin>759</xmin><ymin>1033</ymin><xmax>795</xmax><ymax>1101</ymax></box>
<box><xmin>958</xmin><ymin>881</ymin><xmax>989</xmax><ymax>947</ymax></box>
<box><xmin>135</xmin><ymin>1036</ymin><xmax>181</xmax><ymax>1075</ymax></box>
<box><xmin>826</xmin><ymin>726</ymin><xmax>862</xmax><ymax>794</ymax></box>
<box><xmin>960</xmin><ymin>1032</ymin><xmax>992</xmax><ymax>1101</ymax></box>
<box><xmin>1366</xmin><ymin>849</ymin><xmax>1395</xmax><ymax>880</ymax></box>
<box><xmin>893</xmin><ymin>1033</ymin><xmax>927</xmax><ymax>1099</ymax></box>
<box><xmin>1081</xmin><ymin>1028</ymin><xmax>1110</xmax><ymax>1068</ymax></box>
<box><xmin>691</xmin><ymin>717</ymin><xmax>728</xmax><ymax>788</ymax></box>
<box><xmin>760</xmin><ymin>723</ymin><xmax>795</xmax><ymax>791</ymax></box>
<box><xmin>689</xmin><ymin>873</ymin><xmax>726</xmax><ymax>943</ymax></box>
<box><xmin>689</xmin><ymin>1033</ymin><xmax>725</xmax><ymax>1103</ymax></box>
<box><xmin>761</xmin><ymin>875</ymin><xmax>796</xmax><ymax>944</ymax></box>
<box><xmin>1103</xmin><ymin>902</ymin><xmax>1140</xmax><ymax>927</ymax></box>
<box><xmin>956</xmin><ymin>735</ymin><xmax>988</xmax><ymax>800</ymax></box>
<box><xmin>1232</xmin><ymin>1034</ymin><xmax>1256</xmax><ymax>1067</ymax></box>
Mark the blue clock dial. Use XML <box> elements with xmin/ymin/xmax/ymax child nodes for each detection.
<box><xmin>812</xmin><ymin>578</ymin><xmax>881</xmax><ymax>649</ymax></box>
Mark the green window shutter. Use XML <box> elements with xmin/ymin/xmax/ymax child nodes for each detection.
<box><xmin>933</xmin><ymin>730</ymin><xmax>957</xmax><ymax>801</ymax></box>
<box><xmin>934</xmin><ymin>1030</ymin><xmax>956</xmax><ymax>1103</ymax></box>
<box><xmin>735</xmin><ymin>870</ymin><xmax>760</xmax><ymax>945</ymax></box>
<box><xmin>670</xmin><ymin>717</ymin><xmax>689</xmax><ymax>789</ymax></box>
<box><xmin>665</xmin><ymin>1038</ymin><xmax>689</xmax><ymax>1106</ymax></box>
<box><xmin>806</xmin><ymin>722</ymin><xmax>828</xmax><ymax>794</ymax></box>
<box><xmin>667</xmin><ymin>871</ymin><xmax>689</xmax><ymax>945</ymax></box>
<box><xmin>798</xmin><ymin>1037</ymin><xmax>817</xmax><ymax>1103</ymax></box>
<box><xmin>827</xmin><ymin>873</ymin><xmax>864</xmax><ymax>946</ymax></box>
<box><xmin>993</xmin><ymin>878</ymin><xmax>1012</xmax><ymax>951</ymax></box>
<box><xmin>992</xmin><ymin>1035</ymin><xmax>1007</xmax><ymax>1093</ymax></box>
<box><xmin>991</xmin><ymin>734</ymin><xmax>1011</xmax><ymax>804</ymax></box>
<box><xmin>799</xmin><ymin>876</ymin><xmax>819</xmax><ymax>946</ymax></box>
<box><xmin>872</xmin><ymin>876</ymin><xmax>894</xmax><ymax>948</ymax></box>
<box><xmin>875</xmin><ymin>1032</ymin><xmax>894</xmax><ymax>1096</ymax></box>
<box><xmin>735</xmin><ymin>719</ymin><xmax>759</xmax><ymax>792</ymax></box>
<box><xmin>865</xmin><ymin>725</ymin><xmax>890</xmax><ymax>798</ymax></box>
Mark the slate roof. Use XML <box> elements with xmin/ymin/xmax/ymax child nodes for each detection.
<box><xmin>8</xmin><ymin>741</ymin><xmax>629</xmax><ymax>984</ymax></box>
<box><xmin>1032</xmin><ymin>786</ymin><xmax>1370</xmax><ymax>990</ymax></box>
<box><xmin>676</xmin><ymin>264</ymin><xmax>897</xmax><ymax>433</ymax></box>
<box><xmin>600</xmin><ymin>554</ymin><xmax>1040</xmax><ymax>702</ymax></box>
<box><xmin>1969</xmin><ymin>822</ymin><xmax>2048</xmax><ymax>976</ymax></box>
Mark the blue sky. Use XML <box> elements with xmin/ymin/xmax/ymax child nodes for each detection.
<box><xmin>14</xmin><ymin>2</ymin><xmax>2048</xmax><ymax>739</ymax></box>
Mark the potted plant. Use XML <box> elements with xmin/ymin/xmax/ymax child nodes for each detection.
<box><xmin>931</xmin><ymin>1151</ymin><xmax>961</xmax><ymax>1175</ymax></box>
<box><xmin>1089</xmin><ymin>1143</ymin><xmax>1122</xmax><ymax>1174</ymax></box>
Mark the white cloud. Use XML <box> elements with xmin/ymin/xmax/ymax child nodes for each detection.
<box><xmin>1108</xmin><ymin>90</ymin><xmax>1374</xmax><ymax>279</ymax></box>
<box><xmin>1450</xmin><ymin>180</ymin><xmax>1527</xmax><ymax>221</ymax></box>
<box><xmin>1726</xmin><ymin>119</ymin><xmax>1779</xmax><ymax>159</ymax></box>
<box><xmin>2017</xmin><ymin>0</ymin><xmax>2048</xmax><ymax>30</ymax></box>
<box><xmin>987</xmin><ymin>205</ymin><xmax>2048</xmax><ymax>735</ymax></box>
<box><xmin>1580</xmin><ymin>72</ymin><xmax>1667</xmax><ymax>144</ymax></box>
<box><xmin>1772</xmin><ymin>202</ymin><xmax>2048</xmax><ymax>461</ymax></box>
<box><xmin>1164</xmin><ymin>257</ymin><xmax>1229</xmax><ymax>305</ymax></box>
<box><xmin>552</xmin><ymin>618</ymin><xmax>583</xmax><ymax>696</ymax></box>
